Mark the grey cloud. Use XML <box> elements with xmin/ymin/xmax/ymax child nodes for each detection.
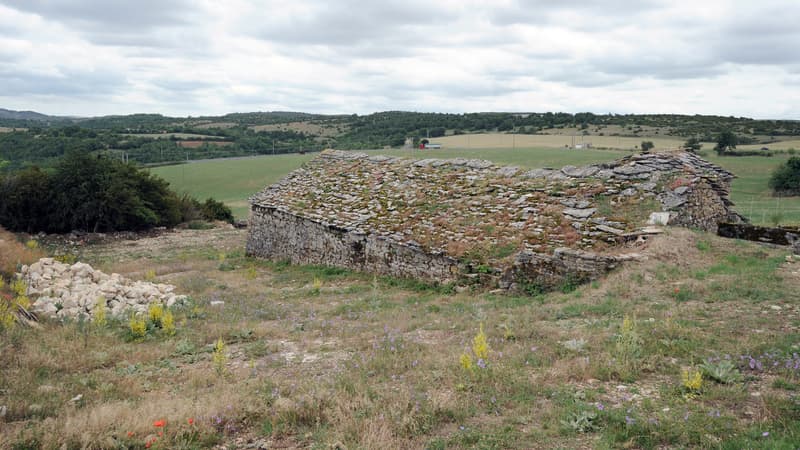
<box><xmin>489</xmin><ymin>0</ymin><xmax>663</xmax><ymax>26</ymax></box>
<box><xmin>1</xmin><ymin>0</ymin><xmax>194</xmax><ymax>30</ymax></box>
<box><xmin>0</xmin><ymin>66</ymin><xmax>128</xmax><ymax>97</ymax></box>
<box><xmin>537</xmin><ymin>67</ymin><xmax>630</xmax><ymax>88</ymax></box>
<box><xmin>253</xmin><ymin>0</ymin><xmax>454</xmax><ymax>46</ymax></box>
<box><xmin>150</xmin><ymin>79</ymin><xmax>217</xmax><ymax>94</ymax></box>
<box><xmin>712</xmin><ymin>9</ymin><xmax>800</xmax><ymax>66</ymax></box>
<box><xmin>0</xmin><ymin>0</ymin><xmax>204</xmax><ymax>49</ymax></box>
<box><xmin>592</xmin><ymin>58</ymin><xmax>726</xmax><ymax>81</ymax></box>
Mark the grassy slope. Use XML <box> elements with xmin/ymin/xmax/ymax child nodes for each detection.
<box><xmin>152</xmin><ymin>147</ymin><xmax>800</xmax><ymax>226</ymax></box>
<box><xmin>705</xmin><ymin>153</ymin><xmax>800</xmax><ymax>225</ymax></box>
<box><xmin>150</xmin><ymin>153</ymin><xmax>315</xmax><ymax>218</ymax></box>
<box><xmin>2</xmin><ymin>227</ymin><xmax>799</xmax><ymax>449</ymax></box>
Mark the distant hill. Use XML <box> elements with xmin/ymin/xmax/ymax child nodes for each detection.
<box><xmin>2</xmin><ymin>108</ymin><xmax>800</xmax><ymax>168</ymax></box>
<box><xmin>0</xmin><ymin>108</ymin><xmax>57</xmax><ymax>121</ymax></box>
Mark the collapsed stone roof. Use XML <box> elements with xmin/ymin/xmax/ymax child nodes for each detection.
<box><xmin>248</xmin><ymin>149</ymin><xmax>741</xmax><ymax>289</ymax></box>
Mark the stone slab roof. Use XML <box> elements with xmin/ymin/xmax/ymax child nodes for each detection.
<box><xmin>250</xmin><ymin>150</ymin><xmax>739</xmax><ymax>266</ymax></box>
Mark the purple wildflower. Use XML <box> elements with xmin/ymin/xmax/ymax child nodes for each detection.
<box><xmin>596</xmin><ymin>402</ymin><xmax>605</xmax><ymax>411</ymax></box>
<box><xmin>625</xmin><ymin>416</ymin><xmax>635</xmax><ymax>425</ymax></box>
<box><xmin>476</xmin><ymin>358</ymin><xmax>487</xmax><ymax>369</ymax></box>
<box><xmin>762</xmin><ymin>431</ymin><xmax>769</xmax><ymax>437</ymax></box>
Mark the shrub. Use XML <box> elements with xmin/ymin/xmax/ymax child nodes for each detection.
<box><xmin>0</xmin><ymin>152</ymin><xmax>232</xmax><ymax>233</ymax></box>
<box><xmin>200</xmin><ymin>198</ymin><xmax>234</xmax><ymax>223</ymax></box>
<box><xmin>769</xmin><ymin>157</ymin><xmax>800</xmax><ymax>195</ymax></box>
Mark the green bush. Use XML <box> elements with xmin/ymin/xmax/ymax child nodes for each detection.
<box><xmin>0</xmin><ymin>151</ymin><xmax>229</xmax><ymax>233</ymax></box>
<box><xmin>200</xmin><ymin>198</ymin><xmax>234</xmax><ymax>223</ymax></box>
<box><xmin>769</xmin><ymin>157</ymin><xmax>800</xmax><ymax>195</ymax></box>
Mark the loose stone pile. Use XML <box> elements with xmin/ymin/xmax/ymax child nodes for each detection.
<box><xmin>19</xmin><ymin>258</ymin><xmax>187</xmax><ymax>319</ymax></box>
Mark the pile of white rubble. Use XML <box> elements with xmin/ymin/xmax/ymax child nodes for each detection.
<box><xmin>18</xmin><ymin>258</ymin><xmax>187</xmax><ymax>319</ymax></box>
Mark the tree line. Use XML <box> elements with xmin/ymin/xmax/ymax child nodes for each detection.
<box><xmin>0</xmin><ymin>152</ymin><xmax>232</xmax><ymax>233</ymax></box>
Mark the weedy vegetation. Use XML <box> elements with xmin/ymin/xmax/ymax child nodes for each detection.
<box><xmin>1</xmin><ymin>225</ymin><xmax>800</xmax><ymax>448</ymax></box>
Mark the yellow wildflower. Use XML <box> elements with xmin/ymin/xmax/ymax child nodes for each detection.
<box><xmin>682</xmin><ymin>368</ymin><xmax>703</xmax><ymax>392</ymax></box>
<box><xmin>472</xmin><ymin>323</ymin><xmax>489</xmax><ymax>360</ymax></box>
<box><xmin>148</xmin><ymin>303</ymin><xmax>164</xmax><ymax>326</ymax></box>
<box><xmin>93</xmin><ymin>297</ymin><xmax>107</xmax><ymax>326</ymax></box>
<box><xmin>460</xmin><ymin>353</ymin><xmax>473</xmax><ymax>371</ymax></box>
<box><xmin>162</xmin><ymin>310</ymin><xmax>176</xmax><ymax>336</ymax></box>
<box><xmin>129</xmin><ymin>315</ymin><xmax>147</xmax><ymax>338</ymax></box>
<box><xmin>213</xmin><ymin>337</ymin><xmax>227</xmax><ymax>375</ymax></box>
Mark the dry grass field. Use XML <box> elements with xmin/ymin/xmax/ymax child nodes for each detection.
<box><xmin>2</xmin><ymin>225</ymin><xmax>800</xmax><ymax>449</ymax></box>
<box><xmin>432</xmin><ymin>133</ymin><xmax>690</xmax><ymax>151</ymax></box>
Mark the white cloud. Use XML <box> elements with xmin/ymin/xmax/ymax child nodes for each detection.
<box><xmin>0</xmin><ymin>0</ymin><xmax>796</xmax><ymax>118</ymax></box>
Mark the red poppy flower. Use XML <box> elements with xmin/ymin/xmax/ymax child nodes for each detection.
<box><xmin>127</xmin><ymin>431</ymin><xmax>134</xmax><ymax>437</ymax></box>
<box><xmin>153</xmin><ymin>419</ymin><xmax>166</xmax><ymax>427</ymax></box>
<box><xmin>188</xmin><ymin>418</ymin><xmax>194</xmax><ymax>425</ymax></box>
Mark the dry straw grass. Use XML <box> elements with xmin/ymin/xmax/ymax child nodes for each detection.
<box><xmin>0</xmin><ymin>226</ymin><xmax>43</xmax><ymax>278</ymax></box>
<box><xmin>3</xmin><ymin>227</ymin><xmax>799</xmax><ymax>448</ymax></box>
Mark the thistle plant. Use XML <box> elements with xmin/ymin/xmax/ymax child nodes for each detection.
<box><xmin>700</xmin><ymin>358</ymin><xmax>741</xmax><ymax>384</ymax></box>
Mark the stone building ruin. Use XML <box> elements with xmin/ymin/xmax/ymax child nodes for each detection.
<box><xmin>246</xmin><ymin>149</ymin><xmax>742</xmax><ymax>291</ymax></box>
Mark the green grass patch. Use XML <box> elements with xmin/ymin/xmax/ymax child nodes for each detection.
<box><xmin>150</xmin><ymin>153</ymin><xmax>314</xmax><ymax>218</ymax></box>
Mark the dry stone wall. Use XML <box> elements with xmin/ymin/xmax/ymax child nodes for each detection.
<box><xmin>247</xmin><ymin>149</ymin><xmax>742</xmax><ymax>290</ymax></box>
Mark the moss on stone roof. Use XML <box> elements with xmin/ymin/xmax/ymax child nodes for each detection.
<box><xmin>250</xmin><ymin>150</ymin><xmax>737</xmax><ymax>265</ymax></box>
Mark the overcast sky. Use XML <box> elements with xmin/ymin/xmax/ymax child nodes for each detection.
<box><xmin>0</xmin><ymin>0</ymin><xmax>798</xmax><ymax>118</ymax></box>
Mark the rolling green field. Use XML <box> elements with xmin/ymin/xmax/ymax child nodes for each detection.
<box><xmin>150</xmin><ymin>153</ymin><xmax>315</xmax><ymax>218</ymax></box>
<box><xmin>151</xmin><ymin>148</ymin><xmax>800</xmax><ymax>225</ymax></box>
<box><xmin>705</xmin><ymin>153</ymin><xmax>800</xmax><ymax>225</ymax></box>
